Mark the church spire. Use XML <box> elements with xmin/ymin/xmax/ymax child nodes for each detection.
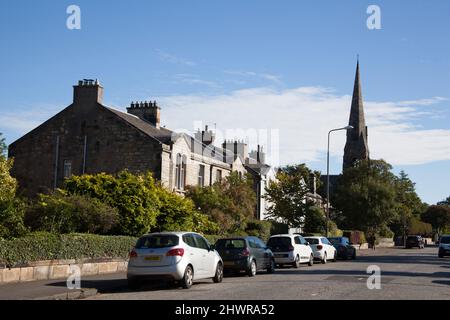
<box><xmin>343</xmin><ymin>59</ymin><xmax>369</xmax><ymax>170</ymax></box>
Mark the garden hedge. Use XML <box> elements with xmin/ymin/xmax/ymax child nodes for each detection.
<box><xmin>0</xmin><ymin>232</ymin><xmax>137</xmax><ymax>268</ymax></box>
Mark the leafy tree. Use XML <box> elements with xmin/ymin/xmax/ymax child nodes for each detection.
<box><xmin>63</xmin><ymin>171</ymin><xmax>160</xmax><ymax>236</ymax></box>
<box><xmin>24</xmin><ymin>191</ymin><xmax>119</xmax><ymax>234</ymax></box>
<box><xmin>421</xmin><ymin>205</ymin><xmax>450</xmax><ymax>235</ymax></box>
<box><xmin>438</xmin><ymin>196</ymin><xmax>450</xmax><ymax>207</ymax></box>
<box><xmin>154</xmin><ymin>187</ymin><xmax>218</xmax><ymax>234</ymax></box>
<box><xmin>332</xmin><ymin>159</ymin><xmax>398</xmax><ymax>236</ymax></box>
<box><xmin>390</xmin><ymin>171</ymin><xmax>428</xmax><ymax>238</ymax></box>
<box><xmin>303</xmin><ymin>206</ymin><xmax>326</xmax><ymax>234</ymax></box>
<box><xmin>0</xmin><ymin>132</ymin><xmax>7</xmax><ymax>158</ymax></box>
<box><xmin>186</xmin><ymin>172</ymin><xmax>256</xmax><ymax>235</ymax></box>
<box><xmin>0</xmin><ymin>154</ymin><xmax>27</xmax><ymax>239</ymax></box>
<box><xmin>263</xmin><ymin>164</ymin><xmax>314</xmax><ymax>228</ymax></box>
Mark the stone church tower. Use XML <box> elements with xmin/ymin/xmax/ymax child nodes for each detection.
<box><xmin>343</xmin><ymin>60</ymin><xmax>369</xmax><ymax>170</ymax></box>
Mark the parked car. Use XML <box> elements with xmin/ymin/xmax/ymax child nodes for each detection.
<box><xmin>438</xmin><ymin>235</ymin><xmax>450</xmax><ymax>258</ymax></box>
<box><xmin>214</xmin><ymin>236</ymin><xmax>275</xmax><ymax>276</ymax></box>
<box><xmin>405</xmin><ymin>235</ymin><xmax>425</xmax><ymax>249</ymax></box>
<box><xmin>328</xmin><ymin>237</ymin><xmax>356</xmax><ymax>260</ymax></box>
<box><xmin>127</xmin><ymin>232</ymin><xmax>223</xmax><ymax>289</ymax></box>
<box><xmin>304</xmin><ymin>236</ymin><xmax>337</xmax><ymax>264</ymax></box>
<box><xmin>267</xmin><ymin>234</ymin><xmax>314</xmax><ymax>268</ymax></box>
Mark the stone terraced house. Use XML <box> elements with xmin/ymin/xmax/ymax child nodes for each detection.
<box><xmin>8</xmin><ymin>79</ymin><xmax>275</xmax><ymax>219</ymax></box>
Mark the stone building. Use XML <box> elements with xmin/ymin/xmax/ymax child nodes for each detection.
<box><xmin>8</xmin><ymin>80</ymin><xmax>248</xmax><ymax>197</ymax></box>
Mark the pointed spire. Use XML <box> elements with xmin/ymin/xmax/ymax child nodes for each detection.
<box><xmin>343</xmin><ymin>59</ymin><xmax>369</xmax><ymax>170</ymax></box>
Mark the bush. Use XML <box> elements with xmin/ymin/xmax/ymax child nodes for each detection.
<box><xmin>25</xmin><ymin>192</ymin><xmax>119</xmax><ymax>235</ymax></box>
<box><xmin>0</xmin><ymin>232</ymin><xmax>137</xmax><ymax>268</ymax></box>
<box><xmin>153</xmin><ymin>188</ymin><xmax>219</xmax><ymax>235</ymax></box>
<box><xmin>408</xmin><ymin>218</ymin><xmax>433</xmax><ymax>236</ymax></box>
<box><xmin>0</xmin><ymin>198</ymin><xmax>28</xmax><ymax>239</ymax></box>
<box><xmin>245</xmin><ymin>220</ymin><xmax>271</xmax><ymax>241</ymax></box>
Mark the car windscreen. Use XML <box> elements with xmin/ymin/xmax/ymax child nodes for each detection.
<box><xmin>304</xmin><ymin>238</ymin><xmax>319</xmax><ymax>244</ymax></box>
<box><xmin>135</xmin><ymin>235</ymin><xmax>179</xmax><ymax>249</ymax></box>
<box><xmin>267</xmin><ymin>237</ymin><xmax>292</xmax><ymax>248</ymax></box>
<box><xmin>215</xmin><ymin>239</ymin><xmax>246</xmax><ymax>250</ymax></box>
<box><xmin>440</xmin><ymin>237</ymin><xmax>450</xmax><ymax>244</ymax></box>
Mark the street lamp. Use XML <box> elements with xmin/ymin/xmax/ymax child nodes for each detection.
<box><xmin>326</xmin><ymin>125</ymin><xmax>354</xmax><ymax>237</ymax></box>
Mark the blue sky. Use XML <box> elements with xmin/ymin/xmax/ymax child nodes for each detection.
<box><xmin>0</xmin><ymin>0</ymin><xmax>449</xmax><ymax>204</ymax></box>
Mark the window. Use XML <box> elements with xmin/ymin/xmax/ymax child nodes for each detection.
<box><xmin>136</xmin><ymin>235</ymin><xmax>179</xmax><ymax>249</ymax></box>
<box><xmin>194</xmin><ymin>234</ymin><xmax>210</xmax><ymax>250</ymax></box>
<box><xmin>198</xmin><ymin>165</ymin><xmax>205</xmax><ymax>187</ymax></box>
<box><xmin>294</xmin><ymin>237</ymin><xmax>302</xmax><ymax>245</ymax></box>
<box><xmin>248</xmin><ymin>238</ymin><xmax>259</xmax><ymax>249</ymax></box>
<box><xmin>216</xmin><ymin>239</ymin><xmax>246</xmax><ymax>250</ymax></box>
<box><xmin>63</xmin><ymin>160</ymin><xmax>72</xmax><ymax>178</ymax></box>
<box><xmin>175</xmin><ymin>154</ymin><xmax>187</xmax><ymax>190</ymax></box>
<box><xmin>182</xmin><ymin>234</ymin><xmax>197</xmax><ymax>248</ymax></box>
<box><xmin>216</xmin><ymin>169</ymin><xmax>222</xmax><ymax>183</ymax></box>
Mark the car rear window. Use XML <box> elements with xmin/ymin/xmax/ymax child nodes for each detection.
<box><xmin>215</xmin><ymin>239</ymin><xmax>246</xmax><ymax>249</ymax></box>
<box><xmin>136</xmin><ymin>235</ymin><xmax>179</xmax><ymax>249</ymax></box>
<box><xmin>267</xmin><ymin>237</ymin><xmax>292</xmax><ymax>247</ymax></box>
<box><xmin>441</xmin><ymin>237</ymin><xmax>450</xmax><ymax>244</ymax></box>
<box><xmin>305</xmin><ymin>238</ymin><xmax>319</xmax><ymax>244</ymax></box>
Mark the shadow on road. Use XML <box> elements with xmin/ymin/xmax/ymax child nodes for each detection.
<box><xmin>432</xmin><ymin>280</ymin><xmax>450</xmax><ymax>286</ymax></box>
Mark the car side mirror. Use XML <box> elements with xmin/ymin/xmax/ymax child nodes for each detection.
<box><xmin>209</xmin><ymin>244</ymin><xmax>215</xmax><ymax>251</ymax></box>
<box><xmin>305</xmin><ymin>242</ymin><xmax>310</xmax><ymax>246</ymax></box>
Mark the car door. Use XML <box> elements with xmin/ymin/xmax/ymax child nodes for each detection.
<box><xmin>322</xmin><ymin>237</ymin><xmax>335</xmax><ymax>258</ymax></box>
<box><xmin>257</xmin><ymin>238</ymin><xmax>272</xmax><ymax>268</ymax></box>
<box><xmin>295</xmin><ymin>236</ymin><xmax>310</xmax><ymax>262</ymax></box>
<box><xmin>194</xmin><ymin>234</ymin><xmax>216</xmax><ymax>278</ymax></box>
<box><xmin>182</xmin><ymin>234</ymin><xmax>205</xmax><ymax>279</ymax></box>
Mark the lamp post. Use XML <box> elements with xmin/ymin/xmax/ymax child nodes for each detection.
<box><xmin>326</xmin><ymin>125</ymin><xmax>354</xmax><ymax>237</ymax></box>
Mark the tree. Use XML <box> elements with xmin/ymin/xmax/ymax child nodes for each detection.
<box><xmin>303</xmin><ymin>206</ymin><xmax>326</xmax><ymax>234</ymax></box>
<box><xmin>438</xmin><ymin>196</ymin><xmax>450</xmax><ymax>207</ymax></box>
<box><xmin>186</xmin><ymin>172</ymin><xmax>256</xmax><ymax>235</ymax></box>
<box><xmin>332</xmin><ymin>159</ymin><xmax>398</xmax><ymax>236</ymax></box>
<box><xmin>390</xmin><ymin>171</ymin><xmax>428</xmax><ymax>239</ymax></box>
<box><xmin>263</xmin><ymin>164</ymin><xmax>315</xmax><ymax>228</ymax></box>
<box><xmin>421</xmin><ymin>205</ymin><xmax>450</xmax><ymax>235</ymax></box>
<box><xmin>0</xmin><ymin>132</ymin><xmax>7</xmax><ymax>158</ymax></box>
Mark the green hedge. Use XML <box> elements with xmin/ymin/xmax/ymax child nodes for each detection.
<box><xmin>0</xmin><ymin>232</ymin><xmax>137</xmax><ymax>268</ymax></box>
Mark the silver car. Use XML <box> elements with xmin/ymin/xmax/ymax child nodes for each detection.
<box><xmin>127</xmin><ymin>232</ymin><xmax>223</xmax><ymax>289</ymax></box>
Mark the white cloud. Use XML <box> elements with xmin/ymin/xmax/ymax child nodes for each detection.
<box><xmin>156</xmin><ymin>49</ymin><xmax>196</xmax><ymax>66</ymax></box>
<box><xmin>223</xmin><ymin>70</ymin><xmax>282</xmax><ymax>84</ymax></box>
<box><xmin>157</xmin><ymin>87</ymin><xmax>450</xmax><ymax>166</ymax></box>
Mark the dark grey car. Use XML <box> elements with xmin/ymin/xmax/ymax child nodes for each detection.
<box><xmin>328</xmin><ymin>237</ymin><xmax>356</xmax><ymax>260</ymax></box>
<box><xmin>215</xmin><ymin>236</ymin><xmax>275</xmax><ymax>276</ymax></box>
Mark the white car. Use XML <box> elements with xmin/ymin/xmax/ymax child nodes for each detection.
<box><xmin>304</xmin><ymin>236</ymin><xmax>337</xmax><ymax>264</ymax></box>
<box><xmin>438</xmin><ymin>235</ymin><xmax>450</xmax><ymax>258</ymax></box>
<box><xmin>267</xmin><ymin>234</ymin><xmax>314</xmax><ymax>268</ymax></box>
<box><xmin>127</xmin><ymin>232</ymin><xmax>223</xmax><ymax>289</ymax></box>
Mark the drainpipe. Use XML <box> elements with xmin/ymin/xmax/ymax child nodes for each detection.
<box><xmin>53</xmin><ymin>135</ymin><xmax>60</xmax><ymax>190</ymax></box>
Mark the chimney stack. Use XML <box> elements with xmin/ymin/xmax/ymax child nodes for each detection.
<box><xmin>73</xmin><ymin>79</ymin><xmax>104</xmax><ymax>104</ymax></box>
<box><xmin>127</xmin><ymin>100</ymin><xmax>161</xmax><ymax>129</ymax></box>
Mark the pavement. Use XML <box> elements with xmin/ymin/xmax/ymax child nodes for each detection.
<box><xmin>1</xmin><ymin>246</ymin><xmax>449</xmax><ymax>300</ymax></box>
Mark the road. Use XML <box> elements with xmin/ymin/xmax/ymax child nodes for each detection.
<box><xmin>1</xmin><ymin>247</ymin><xmax>449</xmax><ymax>300</ymax></box>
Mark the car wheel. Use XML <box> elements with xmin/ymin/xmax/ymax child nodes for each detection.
<box><xmin>247</xmin><ymin>260</ymin><xmax>257</xmax><ymax>277</ymax></box>
<box><xmin>308</xmin><ymin>254</ymin><xmax>314</xmax><ymax>266</ymax></box>
<box><xmin>182</xmin><ymin>265</ymin><xmax>194</xmax><ymax>289</ymax></box>
<box><xmin>322</xmin><ymin>253</ymin><xmax>327</xmax><ymax>264</ymax></box>
<box><xmin>292</xmin><ymin>255</ymin><xmax>300</xmax><ymax>268</ymax></box>
<box><xmin>267</xmin><ymin>258</ymin><xmax>275</xmax><ymax>274</ymax></box>
<box><xmin>213</xmin><ymin>262</ymin><xmax>224</xmax><ymax>283</ymax></box>
<box><xmin>127</xmin><ymin>278</ymin><xmax>140</xmax><ymax>290</ymax></box>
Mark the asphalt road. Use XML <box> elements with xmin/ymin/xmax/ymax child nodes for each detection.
<box><xmin>1</xmin><ymin>247</ymin><xmax>449</xmax><ymax>300</ymax></box>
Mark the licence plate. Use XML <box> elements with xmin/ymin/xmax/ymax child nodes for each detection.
<box><xmin>223</xmin><ymin>261</ymin><xmax>234</xmax><ymax>266</ymax></box>
<box><xmin>145</xmin><ymin>255</ymin><xmax>161</xmax><ymax>261</ymax></box>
